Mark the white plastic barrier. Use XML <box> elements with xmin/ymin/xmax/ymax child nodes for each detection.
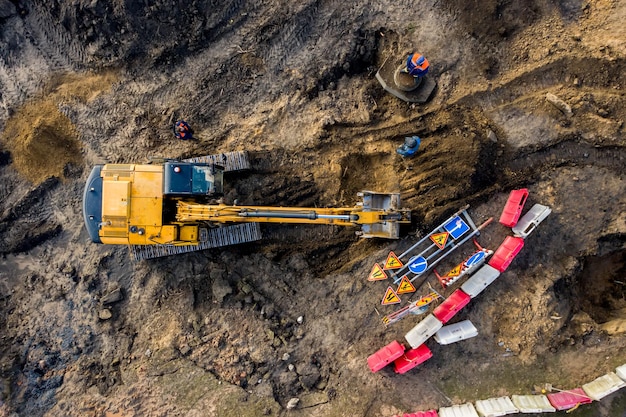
<box><xmin>405</xmin><ymin>314</ymin><xmax>443</xmax><ymax>349</ymax></box>
<box><xmin>439</xmin><ymin>402</ymin><xmax>479</xmax><ymax>417</ymax></box>
<box><xmin>512</xmin><ymin>204</ymin><xmax>551</xmax><ymax>239</ymax></box>
<box><xmin>474</xmin><ymin>396</ymin><xmax>519</xmax><ymax>416</ymax></box>
<box><xmin>511</xmin><ymin>395</ymin><xmax>556</xmax><ymax>413</ymax></box>
<box><xmin>582</xmin><ymin>372</ymin><xmax>626</xmax><ymax>401</ymax></box>
<box><xmin>434</xmin><ymin>320</ymin><xmax>478</xmax><ymax>345</ymax></box>
<box><xmin>616</xmin><ymin>363</ymin><xmax>626</xmax><ymax>381</ymax></box>
<box><xmin>460</xmin><ymin>264</ymin><xmax>501</xmax><ymax>299</ymax></box>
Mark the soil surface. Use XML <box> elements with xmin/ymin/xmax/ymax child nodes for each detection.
<box><xmin>1</xmin><ymin>1</ymin><xmax>626</xmax><ymax>416</ymax></box>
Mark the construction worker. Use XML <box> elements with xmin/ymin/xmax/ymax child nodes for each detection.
<box><xmin>396</xmin><ymin>136</ymin><xmax>421</xmax><ymax>157</ymax></box>
<box><xmin>402</xmin><ymin>53</ymin><xmax>430</xmax><ymax>78</ymax></box>
<box><xmin>173</xmin><ymin>120</ymin><xmax>194</xmax><ymax>140</ymax></box>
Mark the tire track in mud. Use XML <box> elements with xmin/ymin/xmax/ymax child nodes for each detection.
<box><xmin>327</xmin><ymin>55</ymin><xmax>625</xmax><ymax>142</ymax></box>
<box><xmin>507</xmin><ymin>140</ymin><xmax>626</xmax><ymax>181</ymax></box>
<box><xmin>455</xmin><ymin>56</ymin><xmax>626</xmax><ymax>110</ymax></box>
<box><xmin>263</xmin><ymin>1</ymin><xmax>320</xmax><ymax>76</ymax></box>
<box><xmin>23</xmin><ymin>4</ymin><xmax>87</xmax><ymax>70</ymax></box>
<box><xmin>0</xmin><ymin>177</ymin><xmax>61</xmax><ymax>254</ymax></box>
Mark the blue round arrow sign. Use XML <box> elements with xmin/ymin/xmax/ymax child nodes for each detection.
<box><xmin>464</xmin><ymin>251</ymin><xmax>486</xmax><ymax>268</ymax></box>
<box><xmin>408</xmin><ymin>256</ymin><xmax>428</xmax><ymax>274</ymax></box>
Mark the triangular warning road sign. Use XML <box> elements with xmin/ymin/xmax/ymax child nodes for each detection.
<box><xmin>381</xmin><ymin>286</ymin><xmax>401</xmax><ymax>305</ymax></box>
<box><xmin>368</xmin><ymin>263</ymin><xmax>388</xmax><ymax>281</ymax></box>
<box><xmin>384</xmin><ymin>251</ymin><xmax>403</xmax><ymax>270</ymax></box>
<box><xmin>445</xmin><ymin>264</ymin><xmax>462</xmax><ymax>278</ymax></box>
<box><xmin>430</xmin><ymin>232</ymin><xmax>449</xmax><ymax>250</ymax></box>
<box><xmin>396</xmin><ymin>275</ymin><xmax>416</xmax><ymax>294</ymax></box>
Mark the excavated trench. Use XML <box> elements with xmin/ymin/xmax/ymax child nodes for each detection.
<box><xmin>563</xmin><ymin>248</ymin><xmax>626</xmax><ymax>325</ymax></box>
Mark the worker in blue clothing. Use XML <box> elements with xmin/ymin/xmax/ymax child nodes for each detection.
<box><xmin>173</xmin><ymin>120</ymin><xmax>194</xmax><ymax>140</ymax></box>
<box><xmin>401</xmin><ymin>53</ymin><xmax>430</xmax><ymax>78</ymax></box>
<box><xmin>396</xmin><ymin>136</ymin><xmax>421</xmax><ymax>157</ymax></box>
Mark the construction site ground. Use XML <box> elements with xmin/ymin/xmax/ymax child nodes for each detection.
<box><xmin>1</xmin><ymin>0</ymin><xmax>625</xmax><ymax>416</ymax></box>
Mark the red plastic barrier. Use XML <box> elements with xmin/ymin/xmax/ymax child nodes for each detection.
<box><xmin>432</xmin><ymin>289</ymin><xmax>471</xmax><ymax>324</ymax></box>
<box><xmin>546</xmin><ymin>388</ymin><xmax>592</xmax><ymax>411</ymax></box>
<box><xmin>393</xmin><ymin>344</ymin><xmax>433</xmax><ymax>374</ymax></box>
<box><xmin>401</xmin><ymin>411</ymin><xmax>439</xmax><ymax>417</ymax></box>
<box><xmin>367</xmin><ymin>340</ymin><xmax>405</xmax><ymax>372</ymax></box>
<box><xmin>488</xmin><ymin>236</ymin><xmax>525</xmax><ymax>273</ymax></box>
<box><xmin>499</xmin><ymin>188</ymin><xmax>529</xmax><ymax>227</ymax></box>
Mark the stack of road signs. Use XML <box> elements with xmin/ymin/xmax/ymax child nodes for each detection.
<box><xmin>368</xmin><ymin>205</ymin><xmax>493</xmax><ymax>305</ymax></box>
<box><xmin>433</xmin><ymin>240</ymin><xmax>493</xmax><ymax>288</ymax></box>
<box><xmin>382</xmin><ymin>290</ymin><xmax>442</xmax><ymax>326</ymax></box>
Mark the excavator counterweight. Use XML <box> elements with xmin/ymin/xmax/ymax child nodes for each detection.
<box><xmin>82</xmin><ymin>152</ymin><xmax>411</xmax><ymax>260</ymax></box>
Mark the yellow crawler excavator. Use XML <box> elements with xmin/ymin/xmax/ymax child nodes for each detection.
<box><xmin>83</xmin><ymin>152</ymin><xmax>411</xmax><ymax>260</ymax></box>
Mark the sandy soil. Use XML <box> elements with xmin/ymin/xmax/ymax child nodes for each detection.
<box><xmin>1</xmin><ymin>0</ymin><xmax>625</xmax><ymax>416</ymax></box>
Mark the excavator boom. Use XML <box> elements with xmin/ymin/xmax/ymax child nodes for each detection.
<box><xmin>175</xmin><ymin>202</ymin><xmax>405</xmax><ymax>227</ymax></box>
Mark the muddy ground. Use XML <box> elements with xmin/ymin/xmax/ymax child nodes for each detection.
<box><xmin>1</xmin><ymin>0</ymin><xmax>625</xmax><ymax>416</ymax></box>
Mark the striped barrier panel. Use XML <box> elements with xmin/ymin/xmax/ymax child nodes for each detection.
<box><xmin>385</xmin><ymin>344</ymin><xmax>626</xmax><ymax>416</ymax></box>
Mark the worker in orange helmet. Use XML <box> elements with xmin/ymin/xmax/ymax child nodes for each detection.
<box><xmin>173</xmin><ymin>120</ymin><xmax>194</xmax><ymax>140</ymax></box>
<box><xmin>402</xmin><ymin>53</ymin><xmax>430</xmax><ymax>78</ymax></box>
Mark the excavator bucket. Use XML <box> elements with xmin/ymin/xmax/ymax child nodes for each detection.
<box><xmin>357</xmin><ymin>191</ymin><xmax>411</xmax><ymax>239</ymax></box>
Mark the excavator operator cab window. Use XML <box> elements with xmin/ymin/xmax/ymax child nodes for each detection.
<box><xmin>163</xmin><ymin>162</ymin><xmax>224</xmax><ymax>197</ymax></box>
<box><xmin>192</xmin><ymin>165</ymin><xmax>223</xmax><ymax>195</ymax></box>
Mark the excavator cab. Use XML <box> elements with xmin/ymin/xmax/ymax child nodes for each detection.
<box><xmin>163</xmin><ymin>161</ymin><xmax>224</xmax><ymax>197</ymax></box>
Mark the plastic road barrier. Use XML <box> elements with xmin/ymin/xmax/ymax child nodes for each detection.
<box><xmin>405</xmin><ymin>314</ymin><xmax>443</xmax><ymax>349</ymax></box>
<box><xmin>367</xmin><ymin>340</ymin><xmax>405</xmax><ymax>372</ymax></box>
<box><xmin>512</xmin><ymin>203</ymin><xmax>551</xmax><ymax>239</ymax></box>
<box><xmin>438</xmin><ymin>403</ymin><xmax>479</xmax><ymax>417</ymax></box>
<box><xmin>474</xmin><ymin>396</ymin><xmax>519</xmax><ymax>416</ymax></box>
<box><xmin>510</xmin><ymin>395</ymin><xmax>556</xmax><ymax>413</ymax></box>
<box><xmin>393</xmin><ymin>411</ymin><xmax>439</xmax><ymax>417</ymax></box>
<box><xmin>432</xmin><ymin>289</ymin><xmax>471</xmax><ymax>324</ymax></box>
<box><xmin>434</xmin><ymin>320</ymin><xmax>478</xmax><ymax>345</ymax></box>
<box><xmin>488</xmin><ymin>236</ymin><xmax>524</xmax><ymax>273</ymax></box>
<box><xmin>616</xmin><ymin>363</ymin><xmax>626</xmax><ymax>381</ymax></box>
<box><xmin>546</xmin><ymin>388</ymin><xmax>592</xmax><ymax>411</ymax></box>
<box><xmin>394</xmin><ymin>344</ymin><xmax>433</xmax><ymax>374</ymax></box>
<box><xmin>460</xmin><ymin>264</ymin><xmax>501</xmax><ymax>299</ymax></box>
<box><xmin>499</xmin><ymin>189</ymin><xmax>528</xmax><ymax>227</ymax></box>
<box><xmin>582</xmin><ymin>372</ymin><xmax>626</xmax><ymax>401</ymax></box>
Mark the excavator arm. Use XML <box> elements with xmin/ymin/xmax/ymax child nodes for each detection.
<box><xmin>175</xmin><ymin>200</ymin><xmax>408</xmax><ymax>229</ymax></box>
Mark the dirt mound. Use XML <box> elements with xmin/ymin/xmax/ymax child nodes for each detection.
<box><xmin>1</xmin><ymin>98</ymin><xmax>80</xmax><ymax>184</ymax></box>
<box><xmin>1</xmin><ymin>72</ymin><xmax>117</xmax><ymax>184</ymax></box>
